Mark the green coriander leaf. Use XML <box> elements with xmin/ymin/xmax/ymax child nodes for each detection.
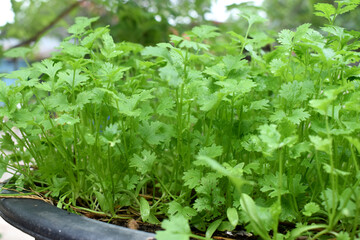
<box><xmin>0</xmin><ymin>133</ymin><xmax>16</xmax><ymax>151</ymax></box>
<box><xmin>141</xmin><ymin>45</ymin><xmax>172</xmax><ymax>63</ymax></box>
<box><xmin>33</xmin><ymin>59</ymin><xmax>62</xmax><ymax>80</ymax></box>
<box><xmin>139</xmin><ymin>121</ymin><xmax>174</xmax><ymax>145</ymax></box>
<box><xmin>100</xmin><ymin>32</ymin><xmax>123</xmax><ymax>58</ymax></box>
<box><xmin>259</xmin><ymin>173</ymin><xmax>289</xmax><ymax>198</ymax></box>
<box><xmin>193</xmin><ymin>197</ymin><xmax>211</xmax><ymax>212</ymax></box>
<box><xmin>156</xmin><ymin>215</ymin><xmax>192</xmax><ymax>240</ymax></box>
<box><xmin>336</xmin><ymin>0</ymin><xmax>360</xmax><ymax>15</ymax></box>
<box><xmin>191</xmin><ymin>25</ymin><xmax>220</xmax><ymax>40</ymax></box>
<box><xmin>279</xmin><ymin>81</ymin><xmax>312</xmax><ymax>105</ymax></box>
<box><xmin>258</xmin><ymin>124</ymin><xmax>281</xmax><ymax>151</ymax></box>
<box><xmin>179</xmin><ymin>39</ymin><xmax>209</xmax><ymax>51</ymax></box>
<box><xmin>288</xmin><ymin>108</ymin><xmax>310</xmax><ymax>125</ymax></box>
<box><xmin>278</xmin><ymin>29</ymin><xmax>295</xmax><ymax>47</ymax></box>
<box><xmin>289</xmin><ymin>174</ymin><xmax>307</xmax><ymax>197</ymax></box>
<box><xmin>336</xmin><ymin>232</ymin><xmax>351</xmax><ymax>240</ymax></box>
<box><xmin>250</xmin><ymin>99</ymin><xmax>269</xmax><ymax>111</ymax></box>
<box><xmin>35</xmin><ymin>82</ymin><xmax>52</xmax><ymax>92</ymax></box>
<box><xmin>270</xmin><ymin>58</ymin><xmax>286</xmax><ymax>76</ymax></box>
<box><xmin>289</xmin><ymin>141</ymin><xmax>312</xmax><ymax>159</ymax></box>
<box><xmin>270</xmin><ymin>110</ymin><xmax>286</xmax><ymax>123</ymax></box>
<box><xmin>57</xmin><ymin>69</ymin><xmax>89</xmax><ymax>88</ymax></box>
<box><xmin>222</xmin><ymin>55</ymin><xmax>247</xmax><ymax>72</ymax></box>
<box><xmin>55</xmin><ymin>114</ymin><xmax>80</xmax><ymax>125</ymax></box>
<box><xmin>60</xmin><ymin>42</ymin><xmax>90</xmax><ymax>58</ymax></box>
<box><xmin>130</xmin><ymin>150</ymin><xmax>156</xmax><ymax>175</ymax></box>
<box><xmin>84</xmin><ymin>133</ymin><xmax>95</xmax><ymax>145</ymax></box>
<box><xmin>198</xmin><ymin>144</ymin><xmax>223</xmax><ymax>159</ymax></box>
<box><xmin>68</xmin><ymin>16</ymin><xmax>99</xmax><ymax>35</ymax></box>
<box><xmin>321</xmin><ymin>188</ymin><xmax>338</xmax><ymax>212</ymax></box>
<box><xmin>44</xmin><ymin>92</ymin><xmax>71</xmax><ymax>111</ymax></box>
<box><xmin>216</xmin><ymin>79</ymin><xmax>257</xmax><ymax>96</ymax></box>
<box><xmin>309</xmin><ymin>135</ymin><xmax>332</xmax><ymax>154</ymax></box>
<box><xmin>168</xmin><ymin>201</ymin><xmax>197</xmax><ymax>219</ymax></box>
<box><xmin>156</xmin><ymin>96</ymin><xmax>175</xmax><ymax>117</ymax></box>
<box><xmin>81</xmin><ymin>27</ymin><xmax>109</xmax><ymax>48</ymax></box>
<box><xmin>75</xmin><ymin>91</ymin><xmax>93</xmax><ymax>109</ymax></box>
<box><xmin>183</xmin><ymin>169</ymin><xmax>202</xmax><ymax>189</ymax></box>
<box><xmin>322</xmin><ymin>163</ymin><xmax>350</xmax><ymax>176</ymax></box>
<box><xmin>302</xmin><ymin>202</ymin><xmax>320</xmax><ymax>217</ymax></box>
<box><xmin>159</xmin><ymin>64</ymin><xmax>182</xmax><ymax>87</ymax></box>
<box><xmin>123</xmin><ymin>175</ymin><xmax>139</xmax><ymax>191</ymax></box>
<box><xmin>240</xmin><ymin>12</ymin><xmax>267</xmax><ymax>26</ymax></box>
<box><xmin>314</xmin><ymin>3</ymin><xmax>336</xmax><ymax>22</ymax></box>
<box><xmin>5</xmin><ymin>68</ymin><xmax>33</xmax><ymax>81</ymax></box>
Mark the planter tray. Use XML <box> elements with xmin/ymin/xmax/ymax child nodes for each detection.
<box><xmin>0</xmin><ymin>191</ymin><xmax>155</xmax><ymax>240</ymax></box>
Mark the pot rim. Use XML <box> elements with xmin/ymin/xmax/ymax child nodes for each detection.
<box><xmin>0</xmin><ymin>189</ymin><xmax>155</xmax><ymax>240</ymax></box>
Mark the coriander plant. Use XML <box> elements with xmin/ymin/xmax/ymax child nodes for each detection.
<box><xmin>1</xmin><ymin>1</ymin><xmax>360</xmax><ymax>239</ymax></box>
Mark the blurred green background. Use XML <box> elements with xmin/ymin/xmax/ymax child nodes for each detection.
<box><xmin>0</xmin><ymin>0</ymin><xmax>359</xmax><ymax>60</ymax></box>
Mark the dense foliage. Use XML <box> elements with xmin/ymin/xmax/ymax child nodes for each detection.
<box><xmin>1</xmin><ymin>1</ymin><xmax>360</xmax><ymax>239</ymax></box>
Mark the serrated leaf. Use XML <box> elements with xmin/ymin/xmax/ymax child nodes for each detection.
<box><xmin>141</xmin><ymin>45</ymin><xmax>172</xmax><ymax>63</ymax></box>
<box><xmin>323</xmin><ymin>163</ymin><xmax>350</xmax><ymax>176</ymax></box>
<box><xmin>270</xmin><ymin>58</ymin><xmax>287</xmax><ymax>76</ymax></box>
<box><xmin>159</xmin><ymin>64</ymin><xmax>182</xmax><ymax>87</ymax></box>
<box><xmin>309</xmin><ymin>135</ymin><xmax>332</xmax><ymax>154</ymax></box>
<box><xmin>100</xmin><ymin>32</ymin><xmax>123</xmax><ymax>58</ymax></box>
<box><xmin>314</xmin><ymin>3</ymin><xmax>336</xmax><ymax>21</ymax></box>
<box><xmin>259</xmin><ymin>173</ymin><xmax>289</xmax><ymax>198</ymax></box>
<box><xmin>289</xmin><ymin>174</ymin><xmax>307</xmax><ymax>197</ymax></box>
<box><xmin>139</xmin><ymin>121</ymin><xmax>174</xmax><ymax>145</ymax></box>
<box><xmin>198</xmin><ymin>144</ymin><xmax>223</xmax><ymax>159</ymax></box>
<box><xmin>168</xmin><ymin>201</ymin><xmax>197</xmax><ymax>219</ymax></box>
<box><xmin>75</xmin><ymin>91</ymin><xmax>92</xmax><ymax>109</ymax></box>
<box><xmin>183</xmin><ymin>169</ymin><xmax>202</xmax><ymax>189</ymax></box>
<box><xmin>33</xmin><ymin>59</ymin><xmax>62</xmax><ymax>80</ymax></box>
<box><xmin>130</xmin><ymin>150</ymin><xmax>156</xmax><ymax>175</ymax></box>
<box><xmin>222</xmin><ymin>55</ymin><xmax>246</xmax><ymax>71</ymax></box>
<box><xmin>68</xmin><ymin>16</ymin><xmax>99</xmax><ymax>35</ymax></box>
<box><xmin>55</xmin><ymin>114</ymin><xmax>80</xmax><ymax>125</ymax></box>
<box><xmin>240</xmin><ymin>12</ymin><xmax>267</xmax><ymax>26</ymax></box>
<box><xmin>60</xmin><ymin>42</ymin><xmax>90</xmax><ymax>58</ymax></box>
<box><xmin>302</xmin><ymin>202</ymin><xmax>320</xmax><ymax>217</ymax></box>
<box><xmin>57</xmin><ymin>69</ymin><xmax>89</xmax><ymax>88</ymax></box>
<box><xmin>191</xmin><ymin>25</ymin><xmax>220</xmax><ymax>40</ymax></box>
<box><xmin>44</xmin><ymin>93</ymin><xmax>71</xmax><ymax>111</ymax></box>
<box><xmin>250</xmin><ymin>99</ymin><xmax>269</xmax><ymax>110</ymax></box>
<box><xmin>288</xmin><ymin>108</ymin><xmax>310</xmax><ymax>125</ymax></box>
<box><xmin>258</xmin><ymin>124</ymin><xmax>281</xmax><ymax>151</ymax></box>
<box><xmin>278</xmin><ymin>29</ymin><xmax>295</xmax><ymax>47</ymax></box>
<box><xmin>156</xmin><ymin>215</ymin><xmax>191</xmax><ymax>240</ymax></box>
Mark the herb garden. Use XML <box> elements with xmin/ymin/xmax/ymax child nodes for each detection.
<box><xmin>1</xmin><ymin>1</ymin><xmax>360</xmax><ymax>239</ymax></box>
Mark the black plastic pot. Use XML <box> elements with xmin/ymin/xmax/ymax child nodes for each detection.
<box><xmin>0</xmin><ymin>190</ymin><xmax>155</xmax><ymax>240</ymax></box>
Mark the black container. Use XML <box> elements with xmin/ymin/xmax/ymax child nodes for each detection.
<box><xmin>0</xmin><ymin>190</ymin><xmax>155</xmax><ymax>240</ymax></box>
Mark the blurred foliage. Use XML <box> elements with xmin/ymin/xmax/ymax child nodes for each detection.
<box><xmin>0</xmin><ymin>0</ymin><xmax>359</xmax><ymax>53</ymax></box>
<box><xmin>262</xmin><ymin>0</ymin><xmax>360</xmax><ymax>31</ymax></box>
<box><xmin>0</xmin><ymin>0</ymin><xmax>213</xmax><ymax>47</ymax></box>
